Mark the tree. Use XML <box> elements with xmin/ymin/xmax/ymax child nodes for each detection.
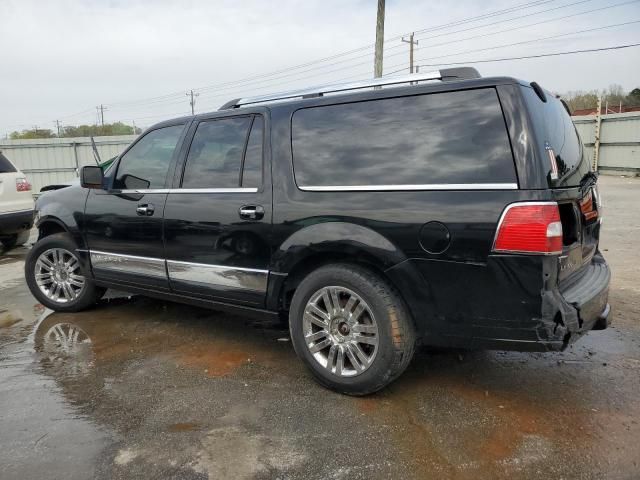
<box><xmin>10</xmin><ymin>128</ymin><xmax>55</xmax><ymax>139</ymax></box>
<box><xmin>627</xmin><ymin>88</ymin><xmax>640</xmax><ymax>106</ymax></box>
<box><xmin>61</xmin><ymin>122</ymin><xmax>138</xmax><ymax>137</ymax></box>
<box><xmin>563</xmin><ymin>85</ymin><xmax>640</xmax><ymax>112</ymax></box>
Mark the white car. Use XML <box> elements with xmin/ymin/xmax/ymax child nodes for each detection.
<box><xmin>0</xmin><ymin>151</ymin><xmax>34</xmax><ymax>250</ymax></box>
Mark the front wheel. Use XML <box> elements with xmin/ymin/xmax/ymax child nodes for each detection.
<box><xmin>289</xmin><ymin>264</ymin><xmax>416</xmax><ymax>395</ymax></box>
<box><xmin>25</xmin><ymin>233</ymin><xmax>105</xmax><ymax>312</ymax></box>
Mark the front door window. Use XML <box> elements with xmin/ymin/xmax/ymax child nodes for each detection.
<box><xmin>114</xmin><ymin>125</ymin><xmax>184</xmax><ymax>189</ymax></box>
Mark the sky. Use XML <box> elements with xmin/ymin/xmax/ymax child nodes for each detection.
<box><xmin>1</xmin><ymin>0</ymin><xmax>639</xmax><ymax>135</ymax></box>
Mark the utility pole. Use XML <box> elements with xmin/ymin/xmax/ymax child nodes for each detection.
<box><xmin>186</xmin><ymin>89</ymin><xmax>200</xmax><ymax>115</ymax></box>
<box><xmin>373</xmin><ymin>0</ymin><xmax>385</xmax><ymax>78</ymax></box>
<box><xmin>54</xmin><ymin>120</ymin><xmax>61</xmax><ymax>137</ymax></box>
<box><xmin>401</xmin><ymin>32</ymin><xmax>418</xmax><ymax>74</ymax></box>
<box><xmin>96</xmin><ymin>105</ymin><xmax>107</xmax><ymax>126</ymax></box>
<box><xmin>593</xmin><ymin>96</ymin><xmax>602</xmax><ymax>172</ymax></box>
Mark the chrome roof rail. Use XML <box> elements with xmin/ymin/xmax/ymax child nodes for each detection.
<box><xmin>219</xmin><ymin>67</ymin><xmax>480</xmax><ymax>110</ymax></box>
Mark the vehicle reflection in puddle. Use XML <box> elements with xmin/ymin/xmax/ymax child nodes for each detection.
<box><xmin>31</xmin><ymin>295</ymin><xmax>295</xmax><ymax>387</ymax></box>
<box><xmin>36</xmin><ymin>321</ymin><xmax>95</xmax><ymax>377</ymax></box>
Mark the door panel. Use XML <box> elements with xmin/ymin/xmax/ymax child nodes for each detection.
<box><xmin>163</xmin><ymin>114</ymin><xmax>272</xmax><ymax>306</ymax></box>
<box><xmin>85</xmin><ymin>191</ymin><xmax>169</xmax><ymax>288</ymax></box>
<box><xmin>84</xmin><ymin>123</ymin><xmax>187</xmax><ymax>290</ymax></box>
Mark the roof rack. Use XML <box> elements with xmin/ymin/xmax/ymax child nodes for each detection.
<box><xmin>219</xmin><ymin>67</ymin><xmax>480</xmax><ymax>110</ymax></box>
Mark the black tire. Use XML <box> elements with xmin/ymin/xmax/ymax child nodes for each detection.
<box><xmin>2</xmin><ymin>231</ymin><xmax>30</xmax><ymax>251</ymax></box>
<box><xmin>25</xmin><ymin>233</ymin><xmax>105</xmax><ymax>312</ymax></box>
<box><xmin>1</xmin><ymin>234</ymin><xmax>18</xmax><ymax>250</ymax></box>
<box><xmin>289</xmin><ymin>263</ymin><xmax>416</xmax><ymax>396</ymax></box>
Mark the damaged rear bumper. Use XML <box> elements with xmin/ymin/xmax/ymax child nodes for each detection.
<box><xmin>543</xmin><ymin>252</ymin><xmax>611</xmax><ymax>350</ymax></box>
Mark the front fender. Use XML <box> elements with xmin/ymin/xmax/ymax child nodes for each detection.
<box><xmin>272</xmin><ymin>221</ymin><xmax>407</xmax><ymax>273</ymax></box>
<box><xmin>35</xmin><ymin>186</ymin><xmax>88</xmax><ymax>248</ymax></box>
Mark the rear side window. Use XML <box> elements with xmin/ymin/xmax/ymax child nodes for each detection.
<box><xmin>241</xmin><ymin>117</ymin><xmax>264</xmax><ymax>188</ymax></box>
<box><xmin>182</xmin><ymin>115</ymin><xmax>264</xmax><ymax>189</ymax></box>
<box><xmin>0</xmin><ymin>152</ymin><xmax>17</xmax><ymax>173</ymax></box>
<box><xmin>522</xmin><ymin>86</ymin><xmax>588</xmax><ymax>187</ymax></box>
<box><xmin>291</xmin><ymin>88</ymin><xmax>516</xmax><ymax>188</ymax></box>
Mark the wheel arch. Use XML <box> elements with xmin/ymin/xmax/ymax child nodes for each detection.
<box><xmin>269</xmin><ymin>221</ymin><xmax>411</xmax><ymax>315</ymax></box>
<box><xmin>36</xmin><ymin>215</ymin><xmax>86</xmax><ymax>249</ymax></box>
<box><xmin>37</xmin><ymin>216</ymin><xmax>69</xmax><ymax>239</ymax></box>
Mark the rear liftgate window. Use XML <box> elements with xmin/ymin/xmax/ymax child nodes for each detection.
<box><xmin>291</xmin><ymin>88</ymin><xmax>516</xmax><ymax>189</ymax></box>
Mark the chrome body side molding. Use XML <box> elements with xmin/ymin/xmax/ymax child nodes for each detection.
<box><xmin>89</xmin><ymin>250</ymin><xmax>269</xmax><ymax>293</ymax></box>
<box><xmin>167</xmin><ymin>260</ymin><xmax>268</xmax><ymax>293</ymax></box>
<box><xmin>90</xmin><ymin>250</ymin><xmax>166</xmax><ymax>278</ymax></box>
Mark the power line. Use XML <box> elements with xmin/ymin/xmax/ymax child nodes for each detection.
<box><xmin>424</xmin><ymin>42</ymin><xmax>640</xmax><ymax>67</ymax></box>
<box><xmin>6</xmin><ymin>0</ymin><xmax>638</xmax><ymax>130</ymax></box>
<box><xmin>410</xmin><ymin>19</ymin><xmax>640</xmax><ymax>65</ymax></box>
<box><xmin>199</xmin><ymin>18</ymin><xmax>640</xmax><ymax>109</ymax></box>
<box><xmin>123</xmin><ymin>0</ymin><xmax>635</xmax><ymax>111</ymax></box>
<box><xmin>46</xmin><ymin>0</ymin><xmax>610</xmax><ymax>119</ymax></box>
<box><xmin>102</xmin><ymin>0</ymin><xmax>559</xmax><ymax>108</ymax></box>
<box><xmin>409</xmin><ymin>0</ymin><xmax>640</xmax><ymax>56</ymax></box>
<box><xmin>384</xmin><ymin>42</ymin><xmax>640</xmax><ymax>75</ymax></box>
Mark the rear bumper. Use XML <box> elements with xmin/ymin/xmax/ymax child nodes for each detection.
<box><xmin>390</xmin><ymin>252</ymin><xmax>610</xmax><ymax>352</ymax></box>
<box><xmin>555</xmin><ymin>252</ymin><xmax>611</xmax><ymax>346</ymax></box>
<box><xmin>0</xmin><ymin>209</ymin><xmax>34</xmax><ymax>236</ymax></box>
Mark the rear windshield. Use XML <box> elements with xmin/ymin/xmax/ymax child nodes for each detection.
<box><xmin>291</xmin><ymin>88</ymin><xmax>516</xmax><ymax>188</ymax></box>
<box><xmin>0</xmin><ymin>152</ymin><xmax>17</xmax><ymax>173</ymax></box>
<box><xmin>522</xmin><ymin>86</ymin><xmax>589</xmax><ymax>187</ymax></box>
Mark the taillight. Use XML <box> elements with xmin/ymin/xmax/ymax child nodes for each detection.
<box><xmin>546</xmin><ymin>143</ymin><xmax>559</xmax><ymax>180</ymax></box>
<box><xmin>16</xmin><ymin>177</ymin><xmax>32</xmax><ymax>192</ymax></box>
<box><xmin>580</xmin><ymin>189</ymin><xmax>598</xmax><ymax>222</ymax></box>
<box><xmin>493</xmin><ymin>202</ymin><xmax>563</xmax><ymax>255</ymax></box>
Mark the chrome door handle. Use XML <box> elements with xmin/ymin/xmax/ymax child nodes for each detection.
<box><xmin>239</xmin><ymin>205</ymin><xmax>264</xmax><ymax>220</ymax></box>
<box><xmin>136</xmin><ymin>203</ymin><xmax>155</xmax><ymax>216</ymax></box>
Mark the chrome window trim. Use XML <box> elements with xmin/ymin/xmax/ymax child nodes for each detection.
<box><xmin>299</xmin><ymin>183</ymin><xmax>518</xmax><ymax>192</ymax></box>
<box><xmin>117</xmin><ymin>187</ymin><xmax>258</xmax><ymax>194</ymax></box>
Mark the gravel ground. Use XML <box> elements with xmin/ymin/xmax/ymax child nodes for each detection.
<box><xmin>0</xmin><ymin>175</ymin><xmax>638</xmax><ymax>480</ymax></box>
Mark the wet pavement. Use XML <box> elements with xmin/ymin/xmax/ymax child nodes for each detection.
<box><xmin>1</xmin><ymin>175</ymin><xmax>639</xmax><ymax>479</ymax></box>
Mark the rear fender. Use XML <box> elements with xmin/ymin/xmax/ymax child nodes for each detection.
<box><xmin>271</xmin><ymin>222</ymin><xmax>406</xmax><ymax>273</ymax></box>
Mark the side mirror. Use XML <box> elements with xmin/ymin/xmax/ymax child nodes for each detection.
<box><xmin>80</xmin><ymin>166</ymin><xmax>104</xmax><ymax>189</ymax></box>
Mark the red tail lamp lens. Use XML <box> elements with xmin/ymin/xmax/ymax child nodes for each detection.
<box><xmin>494</xmin><ymin>202</ymin><xmax>563</xmax><ymax>254</ymax></box>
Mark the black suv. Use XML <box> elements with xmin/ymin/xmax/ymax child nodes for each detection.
<box><xmin>25</xmin><ymin>68</ymin><xmax>610</xmax><ymax>395</ymax></box>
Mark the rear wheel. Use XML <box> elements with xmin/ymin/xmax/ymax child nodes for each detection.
<box><xmin>289</xmin><ymin>264</ymin><xmax>416</xmax><ymax>395</ymax></box>
<box><xmin>25</xmin><ymin>233</ymin><xmax>105</xmax><ymax>312</ymax></box>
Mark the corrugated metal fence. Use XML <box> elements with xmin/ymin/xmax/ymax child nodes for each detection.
<box><xmin>1</xmin><ymin>112</ymin><xmax>638</xmax><ymax>193</ymax></box>
<box><xmin>573</xmin><ymin>112</ymin><xmax>640</xmax><ymax>174</ymax></box>
<box><xmin>0</xmin><ymin>135</ymin><xmax>136</xmax><ymax>192</ymax></box>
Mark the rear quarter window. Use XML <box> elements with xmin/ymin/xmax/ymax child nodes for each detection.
<box><xmin>291</xmin><ymin>88</ymin><xmax>516</xmax><ymax>188</ymax></box>
<box><xmin>522</xmin><ymin>86</ymin><xmax>589</xmax><ymax>187</ymax></box>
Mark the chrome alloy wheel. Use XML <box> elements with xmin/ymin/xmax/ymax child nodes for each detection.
<box><xmin>302</xmin><ymin>286</ymin><xmax>379</xmax><ymax>377</ymax></box>
<box><xmin>34</xmin><ymin>248</ymin><xmax>85</xmax><ymax>303</ymax></box>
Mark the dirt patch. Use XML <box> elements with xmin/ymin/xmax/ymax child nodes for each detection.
<box><xmin>176</xmin><ymin>344</ymin><xmax>252</xmax><ymax>377</ymax></box>
<box><xmin>168</xmin><ymin>422</ymin><xmax>200</xmax><ymax>432</ymax></box>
